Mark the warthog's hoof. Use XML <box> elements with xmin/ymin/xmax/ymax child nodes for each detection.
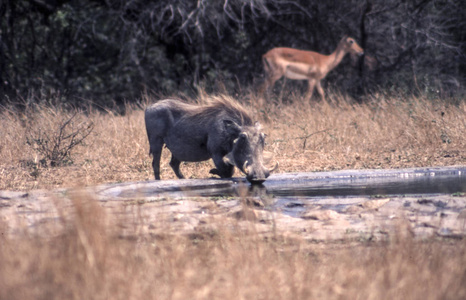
<box><xmin>209</xmin><ymin>168</ymin><xmax>220</xmax><ymax>176</ymax></box>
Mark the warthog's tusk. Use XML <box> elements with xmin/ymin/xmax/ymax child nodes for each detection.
<box><xmin>243</xmin><ymin>161</ymin><xmax>249</xmax><ymax>175</ymax></box>
<box><xmin>268</xmin><ymin>161</ymin><xmax>279</xmax><ymax>173</ymax></box>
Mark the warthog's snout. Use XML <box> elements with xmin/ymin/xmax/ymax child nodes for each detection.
<box><xmin>243</xmin><ymin>160</ymin><xmax>278</xmax><ymax>184</ymax></box>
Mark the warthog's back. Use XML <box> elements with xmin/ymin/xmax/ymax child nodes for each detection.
<box><xmin>145</xmin><ymin>98</ymin><xmax>252</xmax><ymax>128</ymax></box>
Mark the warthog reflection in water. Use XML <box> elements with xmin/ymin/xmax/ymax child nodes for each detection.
<box><xmin>145</xmin><ymin>96</ymin><xmax>277</xmax><ymax>183</ymax></box>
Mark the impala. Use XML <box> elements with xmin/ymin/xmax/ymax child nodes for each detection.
<box><xmin>262</xmin><ymin>36</ymin><xmax>364</xmax><ymax>101</ymax></box>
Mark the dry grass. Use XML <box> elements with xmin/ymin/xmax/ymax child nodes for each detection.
<box><xmin>262</xmin><ymin>92</ymin><xmax>466</xmax><ymax>173</ymax></box>
<box><xmin>1</xmin><ymin>192</ymin><xmax>466</xmax><ymax>300</ymax></box>
<box><xmin>1</xmin><ymin>92</ymin><xmax>465</xmax><ymax>191</ymax></box>
<box><xmin>1</xmin><ymin>92</ymin><xmax>466</xmax><ymax>299</ymax></box>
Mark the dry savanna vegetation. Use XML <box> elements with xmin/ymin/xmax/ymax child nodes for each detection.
<box><xmin>1</xmin><ymin>92</ymin><xmax>466</xmax><ymax>299</ymax></box>
<box><xmin>1</xmin><ymin>92</ymin><xmax>465</xmax><ymax>190</ymax></box>
<box><xmin>1</xmin><ymin>194</ymin><xmax>466</xmax><ymax>300</ymax></box>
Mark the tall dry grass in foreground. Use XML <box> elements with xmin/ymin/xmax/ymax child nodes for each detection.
<box><xmin>1</xmin><ymin>92</ymin><xmax>465</xmax><ymax>191</ymax></box>
<box><xmin>1</xmin><ymin>193</ymin><xmax>465</xmax><ymax>300</ymax></box>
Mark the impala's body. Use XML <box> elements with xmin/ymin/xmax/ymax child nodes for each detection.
<box><xmin>262</xmin><ymin>36</ymin><xmax>364</xmax><ymax>101</ymax></box>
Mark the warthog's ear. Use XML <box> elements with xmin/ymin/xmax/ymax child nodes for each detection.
<box><xmin>223</xmin><ymin>119</ymin><xmax>241</xmax><ymax>137</ymax></box>
<box><xmin>223</xmin><ymin>152</ymin><xmax>235</xmax><ymax>166</ymax></box>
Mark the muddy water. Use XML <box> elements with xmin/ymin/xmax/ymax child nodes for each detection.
<box><xmin>268</xmin><ymin>171</ymin><xmax>465</xmax><ymax>217</ymax></box>
<box><xmin>158</xmin><ymin>166</ymin><xmax>466</xmax><ymax>196</ymax></box>
<box><xmin>199</xmin><ymin>166</ymin><xmax>466</xmax><ymax>217</ymax></box>
<box><xmin>170</xmin><ymin>166</ymin><xmax>466</xmax><ymax>204</ymax></box>
<box><xmin>2</xmin><ymin>166</ymin><xmax>465</xmax><ymax>241</ymax></box>
<box><xmin>264</xmin><ymin>167</ymin><xmax>466</xmax><ymax>197</ymax></box>
<box><xmin>95</xmin><ymin>166</ymin><xmax>466</xmax><ymax>204</ymax></box>
<box><xmin>90</xmin><ymin>166</ymin><xmax>466</xmax><ymax>240</ymax></box>
<box><xmin>93</xmin><ymin>166</ymin><xmax>466</xmax><ymax>220</ymax></box>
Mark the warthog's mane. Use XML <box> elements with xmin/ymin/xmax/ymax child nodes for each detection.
<box><xmin>192</xmin><ymin>95</ymin><xmax>253</xmax><ymax>126</ymax></box>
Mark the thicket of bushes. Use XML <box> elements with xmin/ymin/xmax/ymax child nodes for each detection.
<box><xmin>1</xmin><ymin>0</ymin><xmax>465</xmax><ymax>106</ymax></box>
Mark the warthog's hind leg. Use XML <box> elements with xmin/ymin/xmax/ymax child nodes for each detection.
<box><xmin>169</xmin><ymin>156</ymin><xmax>185</xmax><ymax>179</ymax></box>
<box><xmin>149</xmin><ymin>138</ymin><xmax>163</xmax><ymax>180</ymax></box>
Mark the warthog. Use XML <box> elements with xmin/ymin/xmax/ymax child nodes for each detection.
<box><xmin>145</xmin><ymin>97</ymin><xmax>277</xmax><ymax>183</ymax></box>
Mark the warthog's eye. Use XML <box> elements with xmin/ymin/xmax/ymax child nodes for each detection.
<box><xmin>348</xmin><ymin>39</ymin><xmax>354</xmax><ymax>44</ymax></box>
<box><xmin>239</xmin><ymin>132</ymin><xmax>248</xmax><ymax>139</ymax></box>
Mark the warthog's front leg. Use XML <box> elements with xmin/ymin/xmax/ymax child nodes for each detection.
<box><xmin>169</xmin><ymin>156</ymin><xmax>185</xmax><ymax>179</ymax></box>
<box><xmin>210</xmin><ymin>154</ymin><xmax>234</xmax><ymax>178</ymax></box>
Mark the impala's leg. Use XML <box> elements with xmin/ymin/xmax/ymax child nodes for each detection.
<box><xmin>263</xmin><ymin>58</ymin><xmax>283</xmax><ymax>101</ymax></box>
<box><xmin>263</xmin><ymin>76</ymin><xmax>272</xmax><ymax>96</ymax></box>
<box><xmin>306</xmin><ymin>79</ymin><xmax>316</xmax><ymax>101</ymax></box>
<box><xmin>316</xmin><ymin>81</ymin><xmax>325</xmax><ymax>101</ymax></box>
<box><xmin>279</xmin><ymin>73</ymin><xmax>288</xmax><ymax>105</ymax></box>
<box><xmin>265</xmin><ymin>73</ymin><xmax>281</xmax><ymax>95</ymax></box>
<box><xmin>262</xmin><ymin>58</ymin><xmax>274</xmax><ymax>97</ymax></box>
<box><xmin>262</xmin><ymin>75</ymin><xmax>271</xmax><ymax>97</ymax></box>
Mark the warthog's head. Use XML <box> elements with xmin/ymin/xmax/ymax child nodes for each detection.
<box><xmin>224</xmin><ymin>120</ymin><xmax>278</xmax><ymax>184</ymax></box>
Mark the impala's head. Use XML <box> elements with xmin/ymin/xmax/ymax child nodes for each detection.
<box><xmin>341</xmin><ymin>36</ymin><xmax>364</xmax><ymax>56</ymax></box>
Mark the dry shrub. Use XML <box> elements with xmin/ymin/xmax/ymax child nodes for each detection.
<box><xmin>0</xmin><ymin>103</ymin><xmax>151</xmax><ymax>190</ymax></box>
<box><xmin>0</xmin><ymin>92</ymin><xmax>465</xmax><ymax>191</ymax></box>
<box><xmin>1</xmin><ymin>193</ymin><xmax>465</xmax><ymax>300</ymax></box>
<box><xmin>25</xmin><ymin>109</ymin><xmax>94</xmax><ymax>167</ymax></box>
